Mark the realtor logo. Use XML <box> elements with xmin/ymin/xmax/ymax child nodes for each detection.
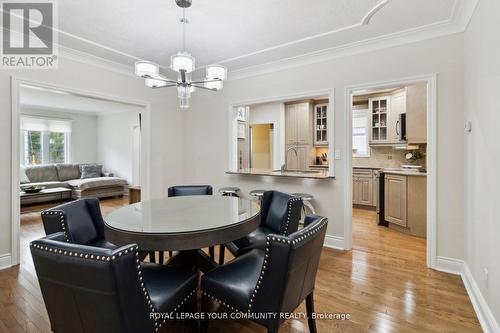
<box><xmin>1</xmin><ymin>1</ymin><xmax>58</xmax><ymax>68</ymax></box>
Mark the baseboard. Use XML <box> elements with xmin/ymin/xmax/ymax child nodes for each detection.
<box><xmin>434</xmin><ymin>256</ymin><xmax>464</xmax><ymax>275</ymax></box>
<box><xmin>323</xmin><ymin>235</ymin><xmax>345</xmax><ymax>250</ymax></box>
<box><xmin>461</xmin><ymin>264</ymin><xmax>500</xmax><ymax>333</ymax></box>
<box><xmin>434</xmin><ymin>256</ymin><xmax>499</xmax><ymax>333</ymax></box>
<box><xmin>0</xmin><ymin>253</ymin><xmax>12</xmax><ymax>270</ymax></box>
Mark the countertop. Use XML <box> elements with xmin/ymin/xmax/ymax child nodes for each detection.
<box><xmin>380</xmin><ymin>170</ymin><xmax>427</xmax><ymax>177</ymax></box>
<box><xmin>227</xmin><ymin>168</ymin><xmax>333</xmax><ymax>179</ymax></box>
<box><xmin>352</xmin><ymin>166</ymin><xmax>381</xmax><ymax>170</ymax></box>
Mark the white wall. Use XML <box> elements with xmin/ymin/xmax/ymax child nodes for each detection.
<box><xmin>248</xmin><ymin>102</ymin><xmax>284</xmax><ymax>169</ymax></box>
<box><xmin>20</xmin><ymin>108</ymin><xmax>98</xmax><ymax>164</ymax></box>
<box><xmin>185</xmin><ymin>34</ymin><xmax>465</xmax><ymax>259</ymax></box>
<box><xmin>0</xmin><ymin>55</ymin><xmax>184</xmax><ymax>257</ymax></box>
<box><xmin>97</xmin><ymin>110</ymin><xmax>141</xmax><ymax>184</ymax></box>
<box><xmin>464</xmin><ymin>0</ymin><xmax>500</xmax><ymax>327</ymax></box>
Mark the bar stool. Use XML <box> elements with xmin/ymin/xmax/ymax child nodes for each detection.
<box><xmin>249</xmin><ymin>189</ymin><xmax>265</xmax><ymax>201</ymax></box>
<box><xmin>218</xmin><ymin>187</ymin><xmax>240</xmax><ymax>197</ymax></box>
<box><xmin>292</xmin><ymin>192</ymin><xmax>316</xmax><ymax>215</ymax></box>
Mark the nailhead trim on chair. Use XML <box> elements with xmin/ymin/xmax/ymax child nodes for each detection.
<box><xmin>201</xmin><ymin>291</ymin><xmax>243</xmax><ymax>313</ymax></box>
<box><xmin>281</xmin><ymin>198</ymin><xmax>301</xmax><ymax>235</ymax></box>
<box><xmin>30</xmin><ymin>242</ymin><xmax>197</xmax><ymax>331</ymax></box>
<box><xmin>41</xmin><ymin>210</ymin><xmax>71</xmax><ymax>242</ymax></box>
<box><xmin>247</xmin><ymin>218</ymin><xmax>328</xmax><ymax>312</ymax></box>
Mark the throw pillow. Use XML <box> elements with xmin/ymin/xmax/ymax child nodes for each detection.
<box><xmin>20</xmin><ymin>166</ymin><xmax>30</xmax><ymax>184</ymax></box>
<box><xmin>80</xmin><ymin>164</ymin><xmax>102</xmax><ymax>179</ymax></box>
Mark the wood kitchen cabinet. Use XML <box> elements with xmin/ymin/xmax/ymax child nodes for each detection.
<box><xmin>406</xmin><ymin>83</ymin><xmax>427</xmax><ymax>144</ymax></box>
<box><xmin>384</xmin><ymin>174</ymin><xmax>407</xmax><ymax>227</ymax></box>
<box><xmin>384</xmin><ymin>173</ymin><xmax>427</xmax><ymax>237</ymax></box>
<box><xmin>389</xmin><ymin>91</ymin><xmax>406</xmax><ymax>143</ymax></box>
<box><xmin>285</xmin><ymin>102</ymin><xmax>313</xmax><ymax>145</ymax></box>
<box><xmin>285</xmin><ymin>102</ymin><xmax>313</xmax><ymax>169</ymax></box>
<box><xmin>353</xmin><ymin>169</ymin><xmax>374</xmax><ymax>207</ymax></box>
<box><xmin>369</xmin><ymin>96</ymin><xmax>390</xmax><ymax>144</ymax></box>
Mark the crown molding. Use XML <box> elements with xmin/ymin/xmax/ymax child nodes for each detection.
<box><xmin>228</xmin><ymin>0</ymin><xmax>478</xmax><ymax>81</ymax></box>
<box><xmin>18</xmin><ymin>0</ymin><xmax>478</xmax><ymax>82</ymax></box>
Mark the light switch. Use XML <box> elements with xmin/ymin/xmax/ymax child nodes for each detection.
<box><xmin>464</xmin><ymin>121</ymin><xmax>472</xmax><ymax>132</ymax></box>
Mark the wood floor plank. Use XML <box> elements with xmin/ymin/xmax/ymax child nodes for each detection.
<box><xmin>0</xmin><ymin>198</ymin><xmax>480</xmax><ymax>333</ymax></box>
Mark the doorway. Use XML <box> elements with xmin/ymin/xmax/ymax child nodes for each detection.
<box><xmin>249</xmin><ymin>123</ymin><xmax>274</xmax><ymax>169</ymax></box>
<box><xmin>345</xmin><ymin>75</ymin><xmax>437</xmax><ymax>268</ymax></box>
<box><xmin>11</xmin><ymin>78</ymin><xmax>152</xmax><ymax>267</ymax></box>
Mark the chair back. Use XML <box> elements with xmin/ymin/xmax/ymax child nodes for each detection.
<box><xmin>167</xmin><ymin>185</ymin><xmax>213</xmax><ymax>197</ymax></box>
<box><xmin>30</xmin><ymin>233</ymin><xmax>154</xmax><ymax>333</ymax></box>
<box><xmin>41</xmin><ymin>198</ymin><xmax>105</xmax><ymax>245</ymax></box>
<box><xmin>251</xmin><ymin>215</ymin><xmax>328</xmax><ymax>318</ymax></box>
<box><xmin>260</xmin><ymin>191</ymin><xmax>302</xmax><ymax>235</ymax></box>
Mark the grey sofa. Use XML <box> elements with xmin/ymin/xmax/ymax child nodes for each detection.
<box><xmin>20</xmin><ymin>164</ymin><xmax>128</xmax><ymax>205</ymax></box>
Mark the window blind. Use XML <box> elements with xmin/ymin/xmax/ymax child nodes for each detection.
<box><xmin>20</xmin><ymin>116</ymin><xmax>72</xmax><ymax>133</ymax></box>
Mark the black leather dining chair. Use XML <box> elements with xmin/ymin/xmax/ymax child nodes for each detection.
<box><xmin>31</xmin><ymin>232</ymin><xmax>198</xmax><ymax>333</ymax></box>
<box><xmin>201</xmin><ymin>215</ymin><xmax>328</xmax><ymax>333</ymax></box>
<box><xmin>41</xmin><ymin>198</ymin><xmax>117</xmax><ymax>249</ymax></box>
<box><xmin>167</xmin><ymin>185</ymin><xmax>213</xmax><ymax>197</ymax></box>
<box><xmin>224</xmin><ymin>190</ymin><xmax>302</xmax><ymax>262</ymax></box>
<box><xmin>167</xmin><ymin>184</ymin><xmax>215</xmax><ymax>261</ymax></box>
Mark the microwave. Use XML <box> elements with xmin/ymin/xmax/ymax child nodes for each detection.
<box><xmin>397</xmin><ymin>113</ymin><xmax>406</xmax><ymax>141</ymax></box>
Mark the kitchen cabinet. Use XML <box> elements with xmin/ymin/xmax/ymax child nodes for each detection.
<box><xmin>285</xmin><ymin>102</ymin><xmax>313</xmax><ymax>145</ymax></box>
<box><xmin>285</xmin><ymin>102</ymin><xmax>313</xmax><ymax>170</ymax></box>
<box><xmin>314</xmin><ymin>103</ymin><xmax>328</xmax><ymax>145</ymax></box>
<box><xmin>384</xmin><ymin>173</ymin><xmax>427</xmax><ymax>237</ymax></box>
<box><xmin>369</xmin><ymin>96</ymin><xmax>390</xmax><ymax>144</ymax></box>
<box><xmin>389</xmin><ymin>91</ymin><xmax>406</xmax><ymax>143</ymax></box>
<box><xmin>406</xmin><ymin>84</ymin><xmax>427</xmax><ymax>144</ymax></box>
<box><xmin>285</xmin><ymin>145</ymin><xmax>310</xmax><ymax>170</ymax></box>
<box><xmin>384</xmin><ymin>174</ymin><xmax>407</xmax><ymax>227</ymax></box>
<box><xmin>353</xmin><ymin>169</ymin><xmax>374</xmax><ymax>206</ymax></box>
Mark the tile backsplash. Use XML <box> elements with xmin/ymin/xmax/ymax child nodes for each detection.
<box><xmin>353</xmin><ymin>146</ymin><xmax>426</xmax><ymax>169</ymax></box>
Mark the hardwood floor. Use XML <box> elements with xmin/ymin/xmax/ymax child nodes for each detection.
<box><xmin>0</xmin><ymin>200</ymin><xmax>481</xmax><ymax>332</ymax></box>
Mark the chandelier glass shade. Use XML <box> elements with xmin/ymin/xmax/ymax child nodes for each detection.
<box><xmin>134</xmin><ymin>1</ymin><xmax>226</xmax><ymax>108</ymax></box>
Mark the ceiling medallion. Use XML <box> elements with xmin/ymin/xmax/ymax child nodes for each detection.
<box><xmin>134</xmin><ymin>0</ymin><xmax>226</xmax><ymax>108</ymax></box>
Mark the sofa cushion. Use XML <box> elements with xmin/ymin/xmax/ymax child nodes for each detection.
<box><xmin>21</xmin><ymin>181</ymin><xmax>70</xmax><ymax>190</ymax></box>
<box><xmin>66</xmin><ymin>177</ymin><xmax>127</xmax><ymax>191</ymax></box>
<box><xmin>20</xmin><ymin>167</ymin><xmax>30</xmax><ymax>184</ymax></box>
<box><xmin>80</xmin><ymin>164</ymin><xmax>102</xmax><ymax>179</ymax></box>
<box><xmin>25</xmin><ymin>165</ymin><xmax>59</xmax><ymax>183</ymax></box>
<box><xmin>55</xmin><ymin>164</ymin><xmax>80</xmax><ymax>181</ymax></box>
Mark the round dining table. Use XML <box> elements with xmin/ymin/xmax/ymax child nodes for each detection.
<box><xmin>104</xmin><ymin>195</ymin><xmax>261</xmax><ymax>271</ymax></box>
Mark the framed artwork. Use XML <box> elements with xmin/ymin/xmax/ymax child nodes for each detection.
<box><xmin>237</xmin><ymin>106</ymin><xmax>247</xmax><ymax>122</ymax></box>
<box><xmin>237</xmin><ymin>123</ymin><xmax>246</xmax><ymax>139</ymax></box>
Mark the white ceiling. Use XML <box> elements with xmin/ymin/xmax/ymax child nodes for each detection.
<box><xmin>55</xmin><ymin>0</ymin><xmax>475</xmax><ymax>75</ymax></box>
<box><xmin>20</xmin><ymin>85</ymin><xmax>144</xmax><ymax>115</ymax></box>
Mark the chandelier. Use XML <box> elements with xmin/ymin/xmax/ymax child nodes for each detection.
<box><xmin>134</xmin><ymin>0</ymin><xmax>226</xmax><ymax>108</ymax></box>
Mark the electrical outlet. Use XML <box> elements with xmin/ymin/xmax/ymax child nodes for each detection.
<box><xmin>484</xmin><ymin>268</ymin><xmax>489</xmax><ymax>289</ymax></box>
<box><xmin>387</xmin><ymin>155</ymin><xmax>393</xmax><ymax>160</ymax></box>
<box><xmin>334</xmin><ymin>150</ymin><xmax>341</xmax><ymax>160</ymax></box>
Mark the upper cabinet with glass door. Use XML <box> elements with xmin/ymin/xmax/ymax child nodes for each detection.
<box><xmin>369</xmin><ymin>96</ymin><xmax>390</xmax><ymax>144</ymax></box>
<box><xmin>314</xmin><ymin>103</ymin><xmax>328</xmax><ymax>146</ymax></box>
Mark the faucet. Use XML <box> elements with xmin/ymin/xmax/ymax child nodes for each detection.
<box><xmin>281</xmin><ymin>146</ymin><xmax>298</xmax><ymax>173</ymax></box>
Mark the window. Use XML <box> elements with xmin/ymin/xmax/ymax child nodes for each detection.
<box><xmin>352</xmin><ymin>110</ymin><xmax>370</xmax><ymax>157</ymax></box>
<box><xmin>21</xmin><ymin>116</ymin><xmax>72</xmax><ymax>165</ymax></box>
